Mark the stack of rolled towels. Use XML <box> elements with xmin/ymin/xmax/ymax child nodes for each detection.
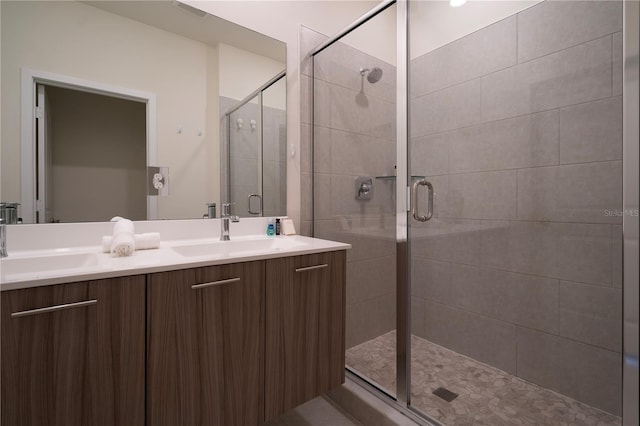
<box><xmin>104</xmin><ymin>217</ymin><xmax>160</xmax><ymax>256</ymax></box>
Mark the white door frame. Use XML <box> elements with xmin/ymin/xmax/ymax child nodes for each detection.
<box><xmin>21</xmin><ymin>68</ymin><xmax>158</xmax><ymax>223</ymax></box>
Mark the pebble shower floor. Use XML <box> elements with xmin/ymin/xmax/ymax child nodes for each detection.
<box><xmin>346</xmin><ymin>331</ymin><xmax>621</xmax><ymax>426</ymax></box>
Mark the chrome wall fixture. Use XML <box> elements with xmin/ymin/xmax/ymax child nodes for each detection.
<box><xmin>355</xmin><ymin>177</ymin><xmax>374</xmax><ymax>201</ymax></box>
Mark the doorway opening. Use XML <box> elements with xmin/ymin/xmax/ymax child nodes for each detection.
<box><xmin>36</xmin><ymin>84</ymin><xmax>147</xmax><ymax>223</ymax></box>
<box><xmin>21</xmin><ymin>68</ymin><xmax>157</xmax><ymax>223</ymax></box>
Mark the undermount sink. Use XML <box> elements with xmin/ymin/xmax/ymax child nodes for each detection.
<box><xmin>1</xmin><ymin>252</ymin><xmax>100</xmax><ymax>280</ymax></box>
<box><xmin>171</xmin><ymin>237</ymin><xmax>309</xmax><ymax>258</ymax></box>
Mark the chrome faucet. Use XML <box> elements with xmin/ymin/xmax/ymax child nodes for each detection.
<box><xmin>0</xmin><ymin>218</ymin><xmax>7</xmax><ymax>258</ymax></box>
<box><xmin>220</xmin><ymin>203</ymin><xmax>239</xmax><ymax>241</ymax></box>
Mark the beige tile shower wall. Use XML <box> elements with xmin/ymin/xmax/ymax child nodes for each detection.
<box><xmin>300</xmin><ymin>26</ymin><xmax>398</xmax><ymax>349</ymax></box>
<box><xmin>410</xmin><ymin>1</ymin><xmax>622</xmax><ymax>416</ymax></box>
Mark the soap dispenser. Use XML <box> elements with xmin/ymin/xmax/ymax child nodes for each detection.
<box><xmin>266</xmin><ymin>219</ymin><xmax>275</xmax><ymax>236</ymax></box>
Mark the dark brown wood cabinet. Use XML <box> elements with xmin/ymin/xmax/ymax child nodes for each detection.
<box><xmin>146</xmin><ymin>261</ymin><xmax>265</xmax><ymax>426</ymax></box>
<box><xmin>1</xmin><ymin>249</ymin><xmax>346</xmax><ymax>426</ymax></box>
<box><xmin>0</xmin><ymin>276</ymin><xmax>146</xmax><ymax>426</ymax></box>
<box><xmin>264</xmin><ymin>251</ymin><xmax>346</xmax><ymax>421</ymax></box>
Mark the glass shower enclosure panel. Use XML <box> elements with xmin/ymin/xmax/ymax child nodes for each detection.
<box><xmin>312</xmin><ymin>4</ymin><xmax>398</xmax><ymax>398</ymax></box>
<box><xmin>408</xmin><ymin>1</ymin><xmax>624</xmax><ymax>424</ymax></box>
<box><xmin>261</xmin><ymin>77</ymin><xmax>287</xmax><ymax>217</ymax></box>
<box><xmin>228</xmin><ymin>95</ymin><xmax>262</xmax><ymax>217</ymax></box>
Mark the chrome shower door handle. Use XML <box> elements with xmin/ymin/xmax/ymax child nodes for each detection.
<box><xmin>247</xmin><ymin>193</ymin><xmax>262</xmax><ymax>215</ymax></box>
<box><xmin>411</xmin><ymin>179</ymin><xmax>433</xmax><ymax>222</ymax></box>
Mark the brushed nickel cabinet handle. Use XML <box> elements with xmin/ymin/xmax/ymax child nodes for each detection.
<box><xmin>295</xmin><ymin>264</ymin><xmax>329</xmax><ymax>273</ymax></box>
<box><xmin>191</xmin><ymin>277</ymin><xmax>241</xmax><ymax>290</ymax></box>
<box><xmin>11</xmin><ymin>299</ymin><xmax>98</xmax><ymax>318</ymax></box>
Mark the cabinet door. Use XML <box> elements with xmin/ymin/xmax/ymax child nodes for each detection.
<box><xmin>1</xmin><ymin>276</ymin><xmax>146</xmax><ymax>426</ymax></box>
<box><xmin>265</xmin><ymin>250</ymin><xmax>346</xmax><ymax>420</ymax></box>
<box><xmin>147</xmin><ymin>261</ymin><xmax>264</xmax><ymax>426</ymax></box>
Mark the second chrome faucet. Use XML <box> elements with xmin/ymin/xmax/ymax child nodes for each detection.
<box><xmin>220</xmin><ymin>203</ymin><xmax>240</xmax><ymax>241</ymax></box>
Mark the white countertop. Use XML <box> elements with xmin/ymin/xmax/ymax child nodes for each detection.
<box><xmin>0</xmin><ymin>219</ymin><xmax>350</xmax><ymax>291</ymax></box>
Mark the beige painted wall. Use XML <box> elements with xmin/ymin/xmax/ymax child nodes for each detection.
<box><xmin>218</xmin><ymin>43</ymin><xmax>286</xmax><ymax>110</ymax></box>
<box><xmin>1</xmin><ymin>0</ymin><xmax>218</xmax><ymax>220</ymax></box>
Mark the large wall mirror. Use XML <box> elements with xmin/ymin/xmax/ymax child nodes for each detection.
<box><xmin>0</xmin><ymin>0</ymin><xmax>286</xmax><ymax>223</ymax></box>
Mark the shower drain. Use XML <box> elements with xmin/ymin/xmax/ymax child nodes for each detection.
<box><xmin>432</xmin><ymin>387</ymin><xmax>459</xmax><ymax>402</ymax></box>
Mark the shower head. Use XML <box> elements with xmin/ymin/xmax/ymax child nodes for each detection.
<box><xmin>359</xmin><ymin>67</ymin><xmax>383</xmax><ymax>84</ymax></box>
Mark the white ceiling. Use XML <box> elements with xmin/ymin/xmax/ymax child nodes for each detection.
<box><xmin>84</xmin><ymin>1</ymin><xmax>286</xmax><ymax>63</ymax></box>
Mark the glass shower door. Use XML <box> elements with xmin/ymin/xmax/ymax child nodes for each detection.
<box><xmin>311</xmin><ymin>3</ymin><xmax>399</xmax><ymax>399</ymax></box>
<box><xmin>407</xmin><ymin>1</ymin><xmax>624</xmax><ymax>424</ymax></box>
<box><xmin>228</xmin><ymin>95</ymin><xmax>262</xmax><ymax>217</ymax></box>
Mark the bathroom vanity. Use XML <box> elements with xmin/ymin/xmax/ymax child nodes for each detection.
<box><xmin>0</xmin><ymin>220</ymin><xmax>349</xmax><ymax>426</ymax></box>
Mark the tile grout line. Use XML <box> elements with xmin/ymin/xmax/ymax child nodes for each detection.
<box><xmin>413</xmin><ymin>30</ymin><xmax>621</xmax><ymax>100</ymax></box>
<box><xmin>410</xmin><ymin>94</ymin><xmax>621</xmax><ymax>141</ymax></box>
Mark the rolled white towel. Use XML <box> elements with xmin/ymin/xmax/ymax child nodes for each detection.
<box><xmin>135</xmin><ymin>232</ymin><xmax>161</xmax><ymax>250</ymax></box>
<box><xmin>111</xmin><ymin>217</ymin><xmax>135</xmax><ymax>256</ymax></box>
<box><xmin>111</xmin><ymin>232</ymin><xmax>135</xmax><ymax>257</ymax></box>
<box><xmin>101</xmin><ymin>233</ymin><xmax>161</xmax><ymax>253</ymax></box>
<box><xmin>113</xmin><ymin>218</ymin><xmax>134</xmax><ymax>235</ymax></box>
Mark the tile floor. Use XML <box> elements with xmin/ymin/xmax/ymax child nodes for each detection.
<box><xmin>346</xmin><ymin>331</ymin><xmax>621</xmax><ymax>426</ymax></box>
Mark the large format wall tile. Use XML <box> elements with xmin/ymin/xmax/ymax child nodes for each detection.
<box><xmin>425</xmin><ymin>301</ymin><xmax>517</xmax><ymax>374</ymax></box>
<box><xmin>410</xmin><ymin>16</ymin><xmax>516</xmax><ymax>96</ymax></box>
<box><xmin>482</xmin><ymin>35</ymin><xmax>612</xmax><ymax>122</ymax></box>
<box><xmin>517</xmin><ymin>0</ymin><xmax>622</xmax><ymax>63</ymax></box>
<box><xmin>517</xmin><ymin>327</ymin><xmax>621</xmax><ymax>415</ymax></box>
<box><xmin>559</xmin><ymin>97</ymin><xmax>622</xmax><ymax>164</ymax></box>
<box><xmin>300</xmin><ymin>123</ymin><xmax>312</xmax><ymax>173</ymax></box>
<box><xmin>411</xmin><ymin>296</ymin><xmax>426</xmax><ymax>339</ymax></box>
<box><xmin>517</xmin><ymin>161</ymin><xmax>623</xmax><ymax>224</ymax></box>
<box><xmin>311</xmin><ymin>172</ymin><xmax>331</xmax><ymax>220</ymax></box>
<box><xmin>301</xmin><ymin>172</ymin><xmax>313</xmax><ymax>221</ymax></box>
<box><xmin>346</xmin><ymin>292</ymin><xmax>396</xmax><ymax>349</ymax></box>
<box><xmin>315</xmin><ymin>219</ymin><xmax>396</xmax><ymax>262</ymax></box>
<box><xmin>411</xmin><ymin>79</ymin><xmax>482</xmax><ymax>137</ymax></box>
<box><xmin>346</xmin><ymin>256</ymin><xmax>396</xmax><ymax>305</ymax></box>
<box><xmin>559</xmin><ymin>280</ymin><xmax>622</xmax><ymax>352</ymax></box>
<box><xmin>612</xmin><ymin>225</ymin><xmax>623</xmax><ymax>288</ymax></box>
<box><xmin>411</xmin><ymin>258</ymin><xmax>451</xmax><ymax>301</ymax></box>
<box><xmin>328</xmin><ymin>83</ymin><xmax>396</xmax><ymax>141</ymax></box>
<box><xmin>613</xmin><ymin>32</ymin><xmax>623</xmax><ymax>96</ymax></box>
<box><xmin>410</xmin><ymin>133</ymin><xmax>450</xmax><ymax>177</ymax></box>
<box><xmin>480</xmin><ymin>220</ymin><xmax>612</xmax><ymax>285</ymax></box>
<box><xmin>331</xmin><ymin>129</ymin><xmax>395</xmax><ymax>176</ymax></box>
<box><xmin>449</xmin><ymin>264</ymin><xmax>559</xmax><ymax>334</ymax></box>
<box><xmin>448</xmin><ymin>110</ymin><xmax>559</xmax><ymax>174</ymax></box>
<box><xmin>444</xmin><ymin>170</ymin><xmax>516</xmax><ymax>220</ymax></box>
<box><xmin>411</xmin><ymin>219</ymin><xmax>482</xmax><ymax>266</ymax></box>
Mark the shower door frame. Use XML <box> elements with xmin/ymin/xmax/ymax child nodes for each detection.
<box><xmin>310</xmin><ymin>1</ymin><xmax>432</xmax><ymax>423</ymax></box>
<box><xmin>310</xmin><ymin>0</ymin><xmax>639</xmax><ymax>424</ymax></box>
<box><xmin>224</xmin><ymin>70</ymin><xmax>286</xmax><ymax>217</ymax></box>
